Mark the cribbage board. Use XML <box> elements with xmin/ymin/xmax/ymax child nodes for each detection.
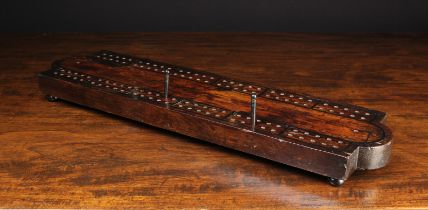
<box><xmin>38</xmin><ymin>51</ymin><xmax>392</xmax><ymax>186</ymax></box>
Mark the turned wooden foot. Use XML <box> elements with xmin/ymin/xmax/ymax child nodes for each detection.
<box><xmin>46</xmin><ymin>95</ymin><xmax>58</xmax><ymax>102</ymax></box>
<box><xmin>328</xmin><ymin>177</ymin><xmax>345</xmax><ymax>186</ymax></box>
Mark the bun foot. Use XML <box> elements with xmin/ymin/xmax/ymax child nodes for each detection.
<box><xmin>46</xmin><ymin>95</ymin><xmax>58</xmax><ymax>102</ymax></box>
<box><xmin>328</xmin><ymin>177</ymin><xmax>345</xmax><ymax>186</ymax></box>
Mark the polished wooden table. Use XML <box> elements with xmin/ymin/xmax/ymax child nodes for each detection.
<box><xmin>0</xmin><ymin>33</ymin><xmax>427</xmax><ymax>209</ymax></box>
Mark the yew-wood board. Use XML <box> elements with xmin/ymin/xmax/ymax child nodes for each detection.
<box><xmin>38</xmin><ymin>50</ymin><xmax>392</xmax><ymax>185</ymax></box>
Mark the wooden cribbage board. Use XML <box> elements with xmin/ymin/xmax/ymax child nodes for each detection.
<box><xmin>38</xmin><ymin>51</ymin><xmax>392</xmax><ymax>186</ymax></box>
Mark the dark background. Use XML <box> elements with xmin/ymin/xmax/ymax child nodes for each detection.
<box><xmin>1</xmin><ymin>0</ymin><xmax>428</xmax><ymax>32</ymax></box>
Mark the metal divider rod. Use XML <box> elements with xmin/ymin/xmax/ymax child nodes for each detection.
<box><xmin>251</xmin><ymin>94</ymin><xmax>257</xmax><ymax>131</ymax></box>
<box><xmin>164</xmin><ymin>70</ymin><xmax>170</xmax><ymax>101</ymax></box>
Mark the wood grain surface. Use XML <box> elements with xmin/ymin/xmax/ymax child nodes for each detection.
<box><xmin>0</xmin><ymin>33</ymin><xmax>427</xmax><ymax>209</ymax></box>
